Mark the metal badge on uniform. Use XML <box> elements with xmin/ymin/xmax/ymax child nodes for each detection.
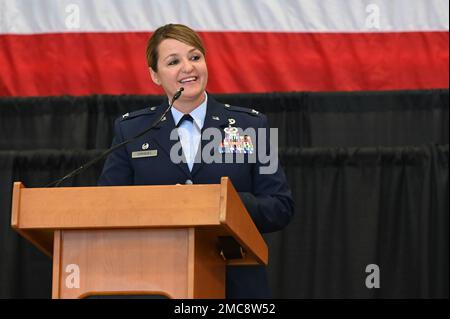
<box><xmin>132</xmin><ymin>150</ymin><xmax>158</xmax><ymax>158</ymax></box>
<box><xmin>219</xmin><ymin>127</ymin><xmax>254</xmax><ymax>154</ymax></box>
<box><xmin>142</xmin><ymin>143</ymin><xmax>149</xmax><ymax>150</ymax></box>
<box><xmin>212</xmin><ymin>116</ymin><xmax>220</xmax><ymax>121</ymax></box>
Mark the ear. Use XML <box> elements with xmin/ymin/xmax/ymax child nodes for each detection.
<box><xmin>149</xmin><ymin>68</ymin><xmax>161</xmax><ymax>85</ymax></box>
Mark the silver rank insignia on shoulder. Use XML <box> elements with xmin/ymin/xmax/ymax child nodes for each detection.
<box><xmin>122</xmin><ymin>113</ymin><xmax>129</xmax><ymax>119</ymax></box>
<box><xmin>132</xmin><ymin>150</ymin><xmax>158</xmax><ymax>158</ymax></box>
<box><xmin>251</xmin><ymin>109</ymin><xmax>259</xmax><ymax>115</ymax></box>
<box><xmin>219</xmin><ymin>127</ymin><xmax>254</xmax><ymax>154</ymax></box>
<box><xmin>212</xmin><ymin>116</ymin><xmax>220</xmax><ymax>121</ymax></box>
<box><xmin>142</xmin><ymin>143</ymin><xmax>149</xmax><ymax>150</ymax></box>
<box><xmin>150</xmin><ymin>106</ymin><xmax>157</xmax><ymax>111</ymax></box>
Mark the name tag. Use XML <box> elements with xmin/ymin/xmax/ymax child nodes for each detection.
<box><xmin>132</xmin><ymin>150</ymin><xmax>158</xmax><ymax>158</ymax></box>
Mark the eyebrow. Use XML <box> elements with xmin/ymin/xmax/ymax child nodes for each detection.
<box><xmin>163</xmin><ymin>48</ymin><xmax>199</xmax><ymax>61</ymax></box>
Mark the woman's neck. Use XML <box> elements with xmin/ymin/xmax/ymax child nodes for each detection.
<box><xmin>172</xmin><ymin>92</ymin><xmax>206</xmax><ymax>114</ymax></box>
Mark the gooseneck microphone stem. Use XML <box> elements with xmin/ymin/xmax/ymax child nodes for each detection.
<box><xmin>46</xmin><ymin>87</ymin><xmax>184</xmax><ymax>187</ymax></box>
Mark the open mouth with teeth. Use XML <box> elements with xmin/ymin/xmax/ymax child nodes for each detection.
<box><xmin>179</xmin><ymin>76</ymin><xmax>198</xmax><ymax>84</ymax></box>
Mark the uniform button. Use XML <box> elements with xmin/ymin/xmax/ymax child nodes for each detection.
<box><xmin>185</xmin><ymin>179</ymin><xmax>193</xmax><ymax>185</ymax></box>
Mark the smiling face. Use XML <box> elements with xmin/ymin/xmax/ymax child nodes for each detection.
<box><xmin>150</xmin><ymin>39</ymin><xmax>208</xmax><ymax>110</ymax></box>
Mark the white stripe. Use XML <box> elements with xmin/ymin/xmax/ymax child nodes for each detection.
<box><xmin>1</xmin><ymin>0</ymin><xmax>448</xmax><ymax>34</ymax></box>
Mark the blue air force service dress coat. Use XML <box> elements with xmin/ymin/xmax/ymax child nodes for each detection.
<box><xmin>98</xmin><ymin>95</ymin><xmax>295</xmax><ymax>298</ymax></box>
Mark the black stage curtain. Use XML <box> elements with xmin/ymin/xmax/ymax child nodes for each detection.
<box><xmin>1</xmin><ymin>90</ymin><xmax>447</xmax><ymax>150</ymax></box>
<box><xmin>0</xmin><ymin>90</ymin><xmax>448</xmax><ymax>298</ymax></box>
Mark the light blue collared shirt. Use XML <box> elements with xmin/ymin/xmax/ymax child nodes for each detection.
<box><xmin>171</xmin><ymin>93</ymin><xmax>207</xmax><ymax>171</ymax></box>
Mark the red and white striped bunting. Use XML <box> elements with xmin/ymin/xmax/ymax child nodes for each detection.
<box><xmin>0</xmin><ymin>0</ymin><xmax>448</xmax><ymax>96</ymax></box>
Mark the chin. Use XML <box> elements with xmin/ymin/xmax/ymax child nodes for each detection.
<box><xmin>180</xmin><ymin>88</ymin><xmax>204</xmax><ymax>100</ymax></box>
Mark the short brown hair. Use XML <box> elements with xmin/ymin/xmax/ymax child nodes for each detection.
<box><xmin>146</xmin><ymin>24</ymin><xmax>206</xmax><ymax>72</ymax></box>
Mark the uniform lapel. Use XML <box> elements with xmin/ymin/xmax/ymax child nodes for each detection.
<box><xmin>150</xmin><ymin>101</ymin><xmax>191</xmax><ymax>178</ymax></box>
<box><xmin>191</xmin><ymin>96</ymin><xmax>228</xmax><ymax>177</ymax></box>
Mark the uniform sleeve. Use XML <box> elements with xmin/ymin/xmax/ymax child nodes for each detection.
<box><xmin>239</xmin><ymin>114</ymin><xmax>295</xmax><ymax>233</ymax></box>
<box><xmin>98</xmin><ymin>118</ymin><xmax>134</xmax><ymax>186</ymax></box>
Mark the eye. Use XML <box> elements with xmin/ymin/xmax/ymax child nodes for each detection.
<box><xmin>190</xmin><ymin>55</ymin><xmax>201</xmax><ymax>61</ymax></box>
<box><xmin>168</xmin><ymin>59</ymin><xmax>179</xmax><ymax>66</ymax></box>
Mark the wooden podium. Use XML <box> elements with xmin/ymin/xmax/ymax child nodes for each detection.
<box><xmin>10</xmin><ymin>177</ymin><xmax>267</xmax><ymax>299</ymax></box>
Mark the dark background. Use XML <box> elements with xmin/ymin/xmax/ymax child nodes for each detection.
<box><xmin>0</xmin><ymin>89</ymin><xmax>448</xmax><ymax>298</ymax></box>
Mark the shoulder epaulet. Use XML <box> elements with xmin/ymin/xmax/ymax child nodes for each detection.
<box><xmin>120</xmin><ymin>106</ymin><xmax>159</xmax><ymax>121</ymax></box>
<box><xmin>223</xmin><ymin>103</ymin><xmax>261</xmax><ymax>116</ymax></box>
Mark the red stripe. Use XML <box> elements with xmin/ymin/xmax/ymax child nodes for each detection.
<box><xmin>0</xmin><ymin>31</ymin><xmax>448</xmax><ymax>96</ymax></box>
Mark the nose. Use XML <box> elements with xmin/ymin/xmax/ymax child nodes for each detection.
<box><xmin>180</xmin><ymin>58</ymin><xmax>194</xmax><ymax>73</ymax></box>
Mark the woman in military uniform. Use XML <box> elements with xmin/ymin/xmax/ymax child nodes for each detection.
<box><xmin>99</xmin><ymin>24</ymin><xmax>294</xmax><ymax>298</ymax></box>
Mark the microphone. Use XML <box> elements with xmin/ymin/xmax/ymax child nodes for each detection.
<box><xmin>46</xmin><ymin>87</ymin><xmax>185</xmax><ymax>187</ymax></box>
<box><xmin>172</xmin><ymin>87</ymin><xmax>184</xmax><ymax>101</ymax></box>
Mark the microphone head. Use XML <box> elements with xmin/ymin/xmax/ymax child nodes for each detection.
<box><xmin>173</xmin><ymin>87</ymin><xmax>184</xmax><ymax>101</ymax></box>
